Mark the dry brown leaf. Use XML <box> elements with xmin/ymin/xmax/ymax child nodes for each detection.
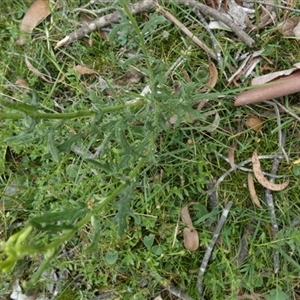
<box><xmin>25</xmin><ymin>56</ymin><xmax>53</xmax><ymax>83</ymax></box>
<box><xmin>183</xmin><ymin>227</ymin><xmax>199</xmax><ymax>251</ymax></box>
<box><xmin>15</xmin><ymin>78</ymin><xmax>29</xmax><ymax>87</ymax></box>
<box><xmin>252</xmin><ymin>68</ymin><xmax>297</xmax><ymax>85</ymax></box>
<box><xmin>207</xmin><ymin>61</ymin><xmax>218</xmax><ymax>89</ymax></box>
<box><xmin>16</xmin><ymin>0</ymin><xmax>51</xmax><ymax>45</ymax></box>
<box><xmin>245</xmin><ymin>117</ymin><xmax>263</xmax><ymax>132</ymax></box>
<box><xmin>73</xmin><ymin>65</ymin><xmax>97</xmax><ymax>75</ymax></box>
<box><xmin>228</xmin><ymin>141</ymin><xmax>237</xmax><ymax>169</ymax></box>
<box><xmin>247</xmin><ymin>173</ymin><xmax>262</xmax><ymax>208</ymax></box>
<box><xmin>278</xmin><ymin>17</ymin><xmax>300</xmax><ymax>37</ymax></box>
<box><xmin>181</xmin><ymin>205</ymin><xmax>193</xmax><ymax>228</ymax></box>
<box><xmin>198</xmin><ymin>61</ymin><xmax>218</xmax><ymax>92</ymax></box>
<box><xmin>252</xmin><ymin>150</ymin><xmax>290</xmax><ymax>191</ymax></box>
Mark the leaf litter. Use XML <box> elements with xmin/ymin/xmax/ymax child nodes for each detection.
<box><xmin>16</xmin><ymin>0</ymin><xmax>51</xmax><ymax>45</ymax></box>
<box><xmin>181</xmin><ymin>205</ymin><xmax>199</xmax><ymax>251</ymax></box>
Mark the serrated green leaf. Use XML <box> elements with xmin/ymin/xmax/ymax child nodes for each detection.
<box><xmin>47</xmin><ymin>130</ymin><xmax>60</xmax><ymax>162</ymax></box>
<box><xmin>115</xmin><ymin>122</ymin><xmax>131</xmax><ymax>152</ymax></box>
<box><xmin>85</xmin><ymin>159</ymin><xmax>112</xmax><ymax>173</ymax></box>
<box><xmin>141</xmin><ymin>13</ymin><xmax>166</xmax><ymax>35</ymax></box>
<box><xmin>23</xmin><ymin>114</ymin><xmax>37</xmax><ymax>131</ymax></box>
<box><xmin>114</xmin><ymin>187</ymin><xmax>135</xmax><ymax>236</ymax></box>
<box><xmin>58</xmin><ymin>133</ymin><xmax>83</xmax><ymax>154</ymax></box>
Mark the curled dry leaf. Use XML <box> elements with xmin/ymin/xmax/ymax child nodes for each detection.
<box><xmin>15</xmin><ymin>78</ymin><xmax>29</xmax><ymax>87</ymax></box>
<box><xmin>198</xmin><ymin>61</ymin><xmax>218</xmax><ymax>92</ymax></box>
<box><xmin>16</xmin><ymin>0</ymin><xmax>51</xmax><ymax>45</ymax></box>
<box><xmin>207</xmin><ymin>61</ymin><xmax>218</xmax><ymax>89</ymax></box>
<box><xmin>73</xmin><ymin>65</ymin><xmax>97</xmax><ymax>75</ymax></box>
<box><xmin>114</xmin><ymin>69</ymin><xmax>144</xmax><ymax>85</ymax></box>
<box><xmin>183</xmin><ymin>227</ymin><xmax>199</xmax><ymax>251</ymax></box>
<box><xmin>252</xmin><ymin>66</ymin><xmax>299</xmax><ymax>85</ymax></box>
<box><xmin>247</xmin><ymin>173</ymin><xmax>262</xmax><ymax>208</ymax></box>
<box><xmin>228</xmin><ymin>49</ymin><xmax>264</xmax><ymax>83</ymax></box>
<box><xmin>245</xmin><ymin>117</ymin><xmax>263</xmax><ymax>132</ymax></box>
<box><xmin>278</xmin><ymin>17</ymin><xmax>300</xmax><ymax>37</ymax></box>
<box><xmin>252</xmin><ymin>150</ymin><xmax>289</xmax><ymax>191</ymax></box>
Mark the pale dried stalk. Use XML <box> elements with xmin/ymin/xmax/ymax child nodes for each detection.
<box><xmin>156</xmin><ymin>5</ymin><xmax>217</xmax><ymax>59</ymax></box>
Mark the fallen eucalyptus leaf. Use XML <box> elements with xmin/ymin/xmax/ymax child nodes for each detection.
<box><xmin>73</xmin><ymin>65</ymin><xmax>97</xmax><ymax>75</ymax></box>
<box><xmin>208</xmin><ymin>61</ymin><xmax>218</xmax><ymax>88</ymax></box>
<box><xmin>183</xmin><ymin>227</ymin><xmax>199</xmax><ymax>251</ymax></box>
<box><xmin>247</xmin><ymin>173</ymin><xmax>262</xmax><ymax>208</ymax></box>
<box><xmin>235</xmin><ymin>71</ymin><xmax>300</xmax><ymax>106</ymax></box>
<box><xmin>16</xmin><ymin>0</ymin><xmax>50</xmax><ymax>45</ymax></box>
<box><xmin>252</xmin><ymin>150</ymin><xmax>289</xmax><ymax>191</ymax></box>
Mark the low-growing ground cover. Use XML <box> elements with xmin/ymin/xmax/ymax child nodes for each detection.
<box><xmin>1</xmin><ymin>1</ymin><xmax>300</xmax><ymax>299</ymax></box>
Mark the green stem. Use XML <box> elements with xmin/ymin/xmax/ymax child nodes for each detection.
<box><xmin>0</xmin><ymin>98</ymin><xmax>145</xmax><ymax>120</ymax></box>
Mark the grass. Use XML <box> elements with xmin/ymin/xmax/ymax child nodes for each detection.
<box><xmin>1</xmin><ymin>0</ymin><xmax>300</xmax><ymax>299</ymax></box>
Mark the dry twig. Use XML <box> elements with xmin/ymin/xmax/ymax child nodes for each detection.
<box><xmin>164</xmin><ymin>284</ymin><xmax>194</xmax><ymax>300</ymax></box>
<box><xmin>156</xmin><ymin>5</ymin><xmax>217</xmax><ymax>59</ymax></box>
<box><xmin>266</xmin><ymin>101</ymin><xmax>289</xmax><ymax>163</ymax></box>
<box><xmin>197</xmin><ymin>201</ymin><xmax>233</xmax><ymax>297</ymax></box>
<box><xmin>265</xmin><ymin>156</ymin><xmax>281</xmax><ymax>273</ymax></box>
<box><xmin>55</xmin><ymin>0</ymin><xmax>254</xmax><ymax>49</ymax></box>
<box><xmin>193</xmin><ymin>9</ymin><xmax>222</xmax><ymax>67</ymax></box>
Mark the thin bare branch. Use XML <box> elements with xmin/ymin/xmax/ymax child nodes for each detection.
<box><xmin>197</xmin><ymin>201</ymin><xmax>233</xmax><ymax>297</ymax></box>
<box><xmin>265</xmin><ymin>156</ymin><xmax>281</xmax><ymax>273</ymax></box>
<box><xmin>164</xmin><ymin>284</ymin><xmax>194</xmax><ymax>300</ymax></box>
<box><xmin>156</xmin><ymin>5</ymin><xmax>217</xmax><ymax>59</ymax></box>
<box><xmin>55</xmin><ymin>0</ymin><xmax>254</xmax><ymax>49</ymax></box>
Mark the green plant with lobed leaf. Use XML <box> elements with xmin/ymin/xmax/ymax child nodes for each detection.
<box><xmin>0</xmin><ymin>1</ymin><xmax>215</xmax><ymax>291</ymax></box>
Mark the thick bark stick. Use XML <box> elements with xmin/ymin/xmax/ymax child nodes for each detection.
<box><xmin>235</xmin><ymin>71</ymin><xmax>300</xmax><ymax>106</ymax></box>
